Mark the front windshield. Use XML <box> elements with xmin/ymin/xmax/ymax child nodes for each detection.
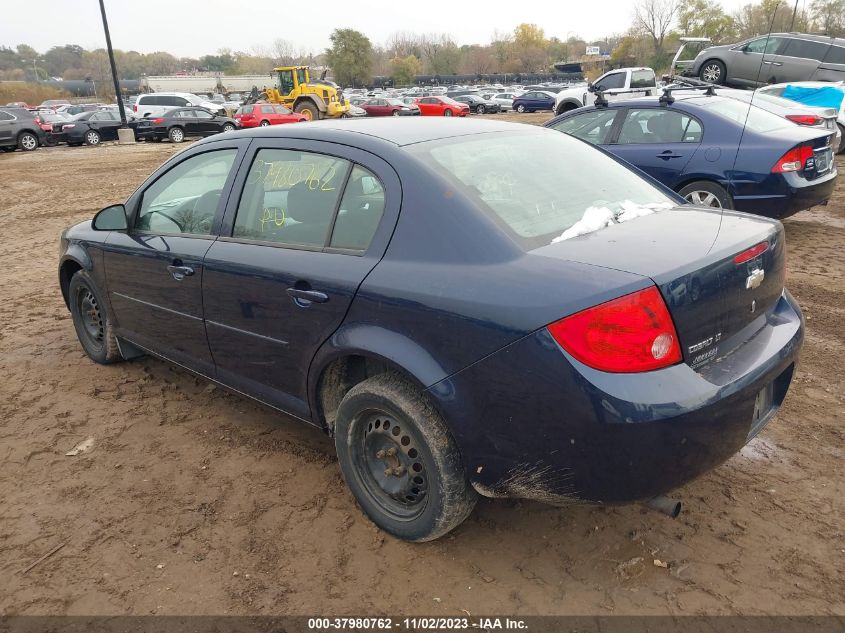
<box><xmin>407</xmin><ymin>130</ymin><xmax>675</xmax><ymax>249</ymax></box>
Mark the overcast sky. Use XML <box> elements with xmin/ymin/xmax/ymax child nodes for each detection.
<box><xmin>1</xmin><ymin>0</ymin><xmax>753</xmax><ymax>58</ymax></box>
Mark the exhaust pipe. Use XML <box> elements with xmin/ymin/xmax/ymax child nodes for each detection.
<box><xmin>643</xmin><ymin>495</ymin><xmax>682</xmax><ymax>518</ymax></box>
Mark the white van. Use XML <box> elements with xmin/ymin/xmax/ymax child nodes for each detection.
<box><xmin>134</xmin><ymin>92</ymin><xmax>225</xmax><ymax>118</ymax></box>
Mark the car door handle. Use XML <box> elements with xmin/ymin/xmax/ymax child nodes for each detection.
<box><xmin>762</xmin><ymin>60</ymin><xmax>773</xmax><ymax>65</ymax></box>
<box><xmin>657</xmin><ymin>151</ymin><xmax>683</xmax><ymax>159</ymax></box>
<box><xmin>770</xmin><ymin>62</ymin><xmax>782</xmax><ymax>66</ymax></box>
<box><xmin>167</xmin><ymin>264</ymin><xmax>194</xmax><ymax>280</ymax></box>
<box><xmin>286</xmin><ymin>288</ymin><xmax>329</xmax><ymax>304</ymax></box>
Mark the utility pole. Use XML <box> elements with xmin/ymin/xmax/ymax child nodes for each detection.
<box><xmin>98</xmin><ymin>0</ymin><xmax>132</xmax><ymax>141</ymax></box>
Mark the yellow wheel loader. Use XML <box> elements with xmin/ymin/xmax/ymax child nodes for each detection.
<box><xmin>246</xmin><ymin>66</ymin><xmax>350</xmax><ymax>120</ymax></box>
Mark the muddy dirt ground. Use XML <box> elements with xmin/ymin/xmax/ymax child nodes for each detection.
<box><xmin>1</xmin><ymin>123</ymin><xmax>843</xmax><ymax>617</ymax></box>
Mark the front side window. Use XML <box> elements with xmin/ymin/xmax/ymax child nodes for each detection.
<box><xmin>824</xmin><ymin>45</ymin><xmax>845</xmax><ymax>64</ymax></box>
<box><xmin>551</xmin><ymin>109</ymin><xmax>618</xmax><ymax>144</ymax></box>
<box><xmin>595</xmin><ymin>72</ymin><xmax>625</xmax><ymax>90</ymax></box>
<box><xmin>407</xmin><ymin>131</ymin><xmax>674</xmax><ymax>249</ymax></box>
<box><xmin>233</xmin><ymin>149</ymin><xmax>350</xmax><ymax>247</ymax></box>
<box><xmin>274</xmin><ymin>105</ymin><xmax>292</xmax><ymax>114</ymax></box>
<box><xmin>743</xmin><ymin>37</ymin><xmax>785</xmax><ymax>54</ymax></box>
<box><xmin>261</xmin><ymin>105</ymin><xmax>274</xmax><ymax>114</ymax></box>
<box><xmin>617</xmin><ymin>109</ymin><xmax>703</xmax><ymax>144</ymax></box>
<box><xmin>136</xmin><ymin>149</ymin><xmax>237</xmax><ymax>235</ymax></box>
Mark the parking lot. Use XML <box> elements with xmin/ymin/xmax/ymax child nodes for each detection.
<box><xmin>0</xmin><ymin>134</ymin><xmax>843</xmax><ymax>616</ymax></box>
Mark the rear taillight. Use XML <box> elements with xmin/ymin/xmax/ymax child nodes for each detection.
<box><xmin>785</xmin><ymin>114</ymin><xmax>822</xmax><ymax>126</ymax></box>
<box><xmin>547</xmin><ymin>286</ymin><xmax>682</xmax><ymax>373</ymax></box>
<box><xmin>133</xmin><ymin>104</ymin><xmax>137</xmax><ymax>112</ymax></box>
<box><xmin>152</xmin><ymin>117</ymin><xmax>165</xmax><ymax>124</ymax></box>
<box><xmin>772</xmin><ymin>145</ymin><xmax>814</xmax><ymax>173</ymax></box>
<box><xmin>733</xmin><ymin>241</ymin><xmax>769</xmax><ymax>264</ymax></box>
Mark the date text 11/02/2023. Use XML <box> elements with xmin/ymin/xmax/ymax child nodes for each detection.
<box><xmin>307</xmin><ymin>617</ymin><xmax>528</xmax><ymax>630</ymax></box>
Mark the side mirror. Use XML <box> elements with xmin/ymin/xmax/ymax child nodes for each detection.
<box><xmin>93</xmin><ymin>204</ymin><xmax>128</xmax><ymax>231</ymax></box>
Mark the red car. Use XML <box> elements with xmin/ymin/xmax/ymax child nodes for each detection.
<box><xmin>360</xmin><ymin>97</ymin><xmax>420</xmax><ymax>117</ymax></box>
<box><xmin>414</xmin><ymin>96</ymin><xmax>470</xmax><ymax>117</ymax></box>
<box><xmin>234</xmin><ymin>104</ymin><xmax>306</xmax><ymax>128</ymax></box>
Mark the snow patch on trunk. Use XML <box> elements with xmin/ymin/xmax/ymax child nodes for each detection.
<box><xmin>552</xmin><ymin>200</ymin><xmax>674</xmax><ymax>242</ymax></box>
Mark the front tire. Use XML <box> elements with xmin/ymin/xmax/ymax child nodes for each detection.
<box><xmin>168</xmin><ymin>126</ymin><xmax>185</xmax><ymax>143</ymax></box>
<box><xmin>222</xmin><ymin>123</ymin><xmax>236</xmax><ymax>132</ymax></box>
<box><xmin>18</xmin><ymin>132</ymin><xmax>38</xmax><ymax>151</ymax></box>
<box><xmin>700</xmin><ymin>60</ymin><xmax>726</xmax><ymax>85</ymax></box>
<box><xmin>334</xmin><ymin>373</ymin><xmax>477</xmax><ymax>542</ymax></box>
<box><xmin>68</xmin><ymin>270</ymin><xmax>121</xmax><ymax>365</ymax></box>
<box><xmin>678</xmin><ymin>180</ymin><xmax>732</xmax><ymax>209</ymax></box>
<box><xmin>476</xmin><ymin>105</ymin><xmax>486</xmax><ymax>114</ymax></box>
<box><xmin>837</xmin><ymin>123</ymin><xmax>845</xmax><ymax>155</ymax></box>
<box><xmin>259</xmin><ymin>120</ymin><xmax>270</xmax><ymax>127</ymax></box>
<box><xmin>443</xmin><ymin>109</ymin><xmax>453</xmax><ymax>117</ymax></box>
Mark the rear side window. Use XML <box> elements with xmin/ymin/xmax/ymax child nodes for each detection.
<box><xmin>617</xmin><ymin>109</ymin><xmax>702</xmax><ymax>144</ymax></box>
<box><xmin>783</xmin><ymin>38</ymin><xmax>830</xmax><ymax>61</ymax></box>
<box><xmin>330</xmin><ymin>165</ymin><xmax>386</xmax><ymax>251</ymax></box>
<box><xmin>550</xmin><ymin>109</ymin><xmax>617</xmax><ymax>144</ymax></box>
<box><xmin>0</xmin><ymin>111</ymin><xmax>14</xmax><ymax>121</ymax></box>
<box><xmin>136</xmin><ymin>149</ymin><xmax>237</xmax><ymax>235</ymax></box>
<box><xmin>823</xmin><ymin>45</ymin><xmax>845</xmax><ymax>65</ymax></box>
<box><xmin>407</xmin><ymin>131</ymin><xmax>674</xmax><ymax>249</ymax></box>
<box><xmin>233</xmin><ymin>149</ymin><xmax>351</xmax><ymax>247</ymax></box>
<box><xmin>631</xmin><ymin>69</ymin><xmax>656</xmax><ymax>88</ymax></box>
<box><xmin>692</xmin><ymin>96</ymin><xmax>790</xmax><ymax>133</ymax></box>
<box><xmin>260</xmin><ymin>105</ymin><xmax>274</xmax><ymax>114</ymax></box>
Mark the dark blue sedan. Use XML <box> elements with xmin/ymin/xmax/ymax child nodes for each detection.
<box><xmin>544</xmin><ymin>93</ymin><xmax>837</xmax><ymax>218</ymax></box>
<box><xmin>58</xmin><ymin>118</ymin><xmax>803</xmax><ymax>541</ymax></box>
<box><xmin>512</xmin><ymin>90</ymin><xmax>557</xmax><ymax>113</ymax></box>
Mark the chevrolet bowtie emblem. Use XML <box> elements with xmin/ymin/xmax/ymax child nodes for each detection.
<box><xmin>746</xmin><ymin>268</ymin><xmax>765</xmax><ymax>290</ymax></box>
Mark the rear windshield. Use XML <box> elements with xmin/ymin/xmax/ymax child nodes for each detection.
<box><xmin>406</xmin><ymin>131</ymin><xmax>675</xmax><ymax>250</ymax></box>
<box><xmin>685</xmin><ymin>96</ymin><xmax>790</xmax><ymax>133</ymax></box>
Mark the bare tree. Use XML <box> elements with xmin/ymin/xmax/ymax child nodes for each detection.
<box><xmin>634</xmin><ymin>0</ymin><xmax>678</xmax><ymax>55</ymax></box>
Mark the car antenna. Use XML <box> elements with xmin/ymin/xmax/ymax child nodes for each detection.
<box><xmin>729</xmin><ymin>2</ymin><xmax>781</xmax><ymax>199</ymax></box>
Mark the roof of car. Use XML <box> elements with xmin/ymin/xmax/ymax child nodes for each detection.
<box><xmin>215</xmin><ymin>117</ymin><xmax>545</xmax><ymax>147</ymax></box>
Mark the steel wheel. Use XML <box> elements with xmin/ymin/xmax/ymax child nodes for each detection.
<box><xmin>685</xmin><ymin>190</ymin><xmax>722</xmax><ymax>208</ymax></box>
<box><xmin>350</xmin><ymin>409</ymin><xmax>430</xmax><ymax>520</ymax></box>
<box><xmin>77</xmin><ymin>287</ymin><xmax>104</xmax><ymax>348</ymax></box>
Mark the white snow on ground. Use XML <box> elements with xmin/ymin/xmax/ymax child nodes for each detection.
<box><xmin>552</xmin><ymin>200</ymin><xmax>675</xmax><ymax>242</ymax></box>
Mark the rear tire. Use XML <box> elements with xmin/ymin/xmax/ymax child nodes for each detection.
<box><xmin>334</xmin><ymin>372</ymin><xmax>477</xmax><ymax>542</ymax></box>
<box><xmin>837</xmin><ymin>123</ymin><xmax>844</xmax><ymax>155</ymax></box>
<box><xmin>259</xmin><ymin>120</ymin><xmax>270</xmax><ymax>127</ymax></box>
<box><xmin>678</xmin><ymin>180</ymin><xmax>732</xmax><ymax>209</ymax></box>
<box><xmin>516</xmin><ymin>104</ymin><xmax>526</xmax><ymax>113</ymax></box>
<box><xmin>168</xmin><ymin>126</ymin><xmax>185</xmax><ymax>143</ymax></box>
<box><xmin>68</xmin><ymin>270</ymin><xmax>121</xmax><ymax>365</ymax></box>
<box><xmin>18</xmin><ymin>132</ymin><xmax>38</xmax><ymax>151</ymax></box>
<box><xmin>294</xmin><ymin>101</ymin><xmax>320</xmax><ymax>121</ymax></box>
<box><xmin>84</xmin><ymin>130</ymin><xmax>101</xmax><ymax>146</ymax></box>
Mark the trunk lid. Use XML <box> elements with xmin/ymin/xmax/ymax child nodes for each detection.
<box><xmin>533</xmin><ymin>207</ymin><xmax>785</xmax><ymax>370</ymax></box>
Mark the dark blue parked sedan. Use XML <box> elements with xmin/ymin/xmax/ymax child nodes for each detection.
<box><xmin>58</xmin><ymin>118</ymin><xmax>803</xmax><ymax>541</ymax></box>
<box><xmin>544</xmin><ymin>93</ymin><xmax>837</xmax><ymax>218</ymax></box>
<box><xmin>512</xmin><ymin>90</ymin><xmax>557</xmax><ymax>113</ymax></box>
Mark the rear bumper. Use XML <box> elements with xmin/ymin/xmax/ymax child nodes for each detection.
<box><xmin>428</xmin><ymin>290</ymin><xmax>803</xmax><ymax>504</ymax></box>
<box><xmin>733</xmin><ymin>169</ymin><xmax>837</xmax><ymax>219</ymax></box>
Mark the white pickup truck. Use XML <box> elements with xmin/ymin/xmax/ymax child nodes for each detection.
<box><xmin>554</xmin><ymin>67</ymin><xmax>658</xmax><ymax>116</ymax></box>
